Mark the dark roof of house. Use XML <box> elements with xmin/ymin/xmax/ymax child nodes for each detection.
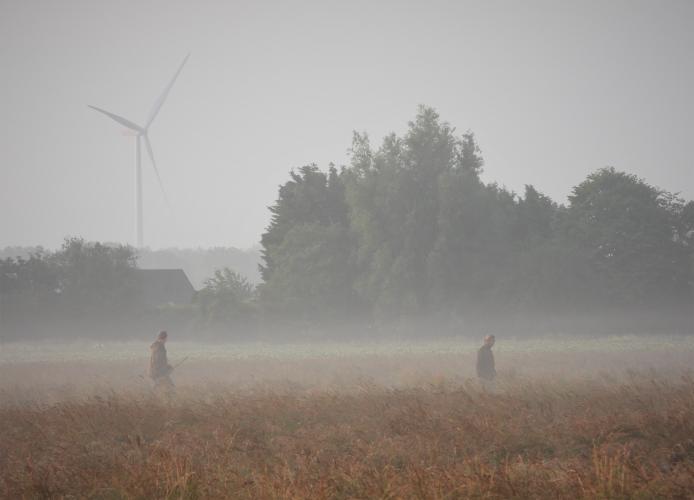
<box><xmin>134</xmin><ymin>269</ymin><xmax>195</xmax><ymax>307</ymax></box>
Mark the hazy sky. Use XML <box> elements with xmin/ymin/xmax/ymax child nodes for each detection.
<box><xmin>2</xmin><ymin>0</ymin><xmax>692</xmax><ymax>250</ymax></box>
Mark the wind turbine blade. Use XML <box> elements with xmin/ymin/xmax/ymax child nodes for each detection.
<box><xmin>145</xmin><ymin>53</ymin><xmax>189</xmax><ymax>129</ymax></box>
<box><xmin>143</xmin><ymin>134</ymin><xmax>171</xmax><ymax>208</ymax></box>
<box><xmin>87</xmin><ymin>105</ymin><xmax>144</xmax><ymax>133</ymax></box>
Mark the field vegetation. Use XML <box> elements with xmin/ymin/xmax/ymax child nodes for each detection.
<box><xmin>2</xmin><ymin>338</ymin><xmax>694</xmax><ymax>498</ymax></box>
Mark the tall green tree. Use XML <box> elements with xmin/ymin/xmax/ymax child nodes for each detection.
<box><xmin>565</xmin><ymin>167</ymin><xmax>692</xmax><ymax>306</ymax></box>
<box><xmin>260</xmin><ymin>165</ymin><xmax>356</xmax><ymax>320</ymax></box>
<box><xmin>346</xmin><ymin>106</ymin><xmax>466</xmax><ymax>316</ymax></box>
<box><xmin>258</xmin><ymin>108</ymin><xmax>693</xmax><ymax>332</ymax></box>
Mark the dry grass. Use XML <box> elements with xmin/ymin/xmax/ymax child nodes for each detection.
<box><xmin>2</xmin><ymin>346</ymin><xmax>694</xmax><ymax>498</ymax></box>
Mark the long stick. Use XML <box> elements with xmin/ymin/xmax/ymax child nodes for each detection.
<box><xmin>173</xmin><ymin>356</ymin><xmax>189</xmax><ymax>369</ymax></box>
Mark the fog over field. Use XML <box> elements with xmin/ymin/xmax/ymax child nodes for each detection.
<box><xmin>2</xmin><ymin>337</ymin><xmax>694</xmax><ymax>498</ymax></box>
<box><xmin>2</xmin><ymin>336</ymin><xmax>694</xmax><ymax>399</ymax></box>
<box><xmin>2</xmin><ymin>1</ymin><xmax>694</xmax><ymax>498</ymax></box>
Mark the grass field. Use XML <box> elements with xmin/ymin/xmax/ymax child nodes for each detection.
<box><xmin>2</xmin><ymin>336</ymin><xmax>694</xmax><ymax>498</ymax></box>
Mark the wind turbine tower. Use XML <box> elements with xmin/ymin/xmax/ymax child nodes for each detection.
<box><xmin>89</xmin><ymin>54</ymin><xmax>189</xmax><ymax>248</ymax></box>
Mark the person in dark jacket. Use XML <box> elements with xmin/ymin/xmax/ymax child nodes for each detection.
<box><xmin>476</xmin><ymin>334</ymin><xmax>496</xmax><ymax>390</ymax></box>
<box><xmin>149</xmin><ymin>330</ymin><xmax>174</xmax><ymax>395</ymax></box>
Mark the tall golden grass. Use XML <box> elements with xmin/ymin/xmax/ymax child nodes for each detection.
<box><xmin>2</xmin><ymin>368</ymin><xmax>694</xmax><ymax>498</ymax></box>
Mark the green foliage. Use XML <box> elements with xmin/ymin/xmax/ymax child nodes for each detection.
<box><xmin>261</xmin><ymin>223</ymin><xmax>357</xmax><ymax>320</ymax></box>
<box><xmin>5</xmin><ymin>108</ymin><xmax>693</xmax><ymax>337</ymax></box>
<box><xmin>259</xmin><ymin>107</ymin><xmax>693</xmax><ymax>329</ymax></box>
<box><xmin>201</xmin><ymin>268</ymin><xmax>255</xmax><ymax>300</ymax></box>
<box><xmin>0</xmin><ymin>238</ymin><xmax>139</xmax><ymax>338</ymax></box>
<box><xmin>565</xmin><ymin>167</ymin><xmax>692</xmax><ymax>306</ymax></box>
<box><xmin>1</xmin><ymin>250</ymin><xmax>60</xmax><ymax>324</ymax></box>
<box><xmin>346</xmin><ymin>107</ymin><xmax>465</xmax><ymax>315</ymax></box>
<box><xmin>52</xmin><ymin>237</ymin><xmax>139</xmax><ymax>314</ymax></box>
<box><xmin>260</xmin><ymin>164</ymin><xmax>356</xmax><ymax>320</ymax></box>
<box><xmin>194</xmin><ymin>268</ymin><xmax>257</xmax><ymax>331</ymax></box>
<box><xmin>344</xmin><ymin>106</ymin><xmax>522</xmax><ymax>317</ymax></box>
<box><xmin>260</xmin><ymin>164</ymin><xmax>350</xmax><ymax>282</ymax></box>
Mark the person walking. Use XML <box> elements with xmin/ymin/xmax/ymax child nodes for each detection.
<box><xmin>149</xmin><ymin>330</ymin><xmax>174</xmax><ymax>396</ymax></box>
<box><xmin>476</xmin><ymin>334</ymin><xmax>496</xmax><ymax>391</ymax></box>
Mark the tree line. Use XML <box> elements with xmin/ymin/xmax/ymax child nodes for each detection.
<box><xmin>0</xmin><ymin>238</ymin><xmax>140</xmax><ymax>338</ymax></box>
<box><xmin>2</xmin><ymin>106</ymin><xmax>692</xmax><ymax>339</ymax></box>
<box><xmin>258</xmin><ymin>106</ymin><xmax>693</xmax><ymax>333</ymax></box>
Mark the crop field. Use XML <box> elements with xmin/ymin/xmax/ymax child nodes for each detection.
<box><xmin>2</xmin><ymin>335</ymin><xmax>694</xmax><ymax>498</ymax></box>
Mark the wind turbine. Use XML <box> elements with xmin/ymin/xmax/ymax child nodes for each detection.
<box><xmin>89</xmin><ymin>54</ymin><xmax>189</xmax><ymax>248</ymax></box>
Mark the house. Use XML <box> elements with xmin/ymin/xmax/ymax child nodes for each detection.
<box><xmin>134</xmin><ymin>269</ymin><xmax>195</xmax><ymax>307</ymax></box>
